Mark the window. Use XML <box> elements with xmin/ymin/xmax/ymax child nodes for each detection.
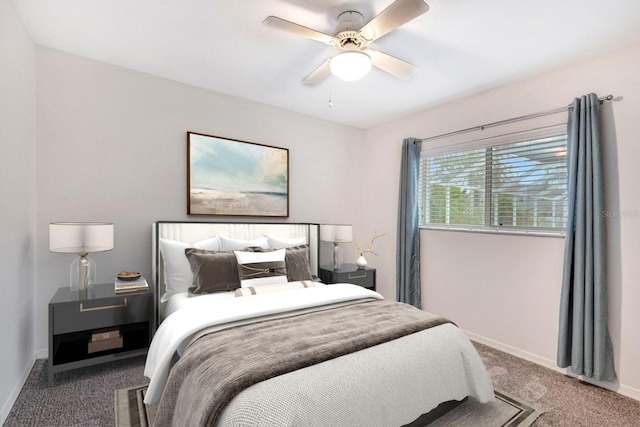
<box><xmin>419</xmin><ymin>129</ymin><xmax>568</xmax><ymax>235</ymax></box>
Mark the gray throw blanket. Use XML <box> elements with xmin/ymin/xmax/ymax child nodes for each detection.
<box><xmin>153</xmin><ymin>299</ymin><xmax>452</xmax><ymax>427</ymax></box>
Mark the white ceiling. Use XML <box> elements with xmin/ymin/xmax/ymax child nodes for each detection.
<box><xmin>13</xmin><ymin>0</ymin><xmax>640</xmax><ymax>129</ymax></box>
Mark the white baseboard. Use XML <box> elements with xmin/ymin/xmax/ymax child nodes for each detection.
<box><xmin>0</xmin><ymin>355</ymin><xmax>36</xmax><ymax>425</ymax></box>
<box><xmin>36</xmin><ymin>347</ymin><xmax>48</xmax><ymax>360</ymax></box>
<box><xmin>464</xmin><ymin>330</ymin><xmax>640</xmax><ymax>402</ymax></box>
<box><xmin>617</xmin><ymin>383</ymin><xmax>640</xmax><ymax>402</ymax></box>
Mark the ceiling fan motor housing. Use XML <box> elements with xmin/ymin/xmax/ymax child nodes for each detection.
<box><xmin>333</xmin><ymin>11</ymin><xmax>370</xmax><ymax>50</ymax></box>
<box><xmin>336</xmin><ymin>11</ymin><xmax>364</xmax><ymax>32</ymax></box>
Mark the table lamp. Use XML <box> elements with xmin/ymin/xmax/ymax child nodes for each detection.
<box><xmin>50</xmin><ymin>222</ymin><xmax>114</xmax><ymax>292</ymax></box>
<box><xmin>320</xmin><ymin>224</ymin><xmax>352</xmax><ymax>270</ymax></box>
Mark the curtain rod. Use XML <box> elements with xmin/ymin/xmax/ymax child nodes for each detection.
<box><xmin>416</xmin><ymin>94</ymin><xmax>616</xmax><ymax>144</ymax></box>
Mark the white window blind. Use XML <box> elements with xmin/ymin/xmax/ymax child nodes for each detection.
<box><xmin>419</xmin><ymin>129</ymin><xmax>568</xmax><ymax>235</ymax></box>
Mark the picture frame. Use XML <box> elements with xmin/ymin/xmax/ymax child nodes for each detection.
<box><xmin>187</xmin><ymin>132</ymin><xmax>289</xmax><ymax>217</ymax></box>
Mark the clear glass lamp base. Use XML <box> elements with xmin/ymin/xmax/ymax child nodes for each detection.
<box><xmin>70</xmin><ymin>253</ymin><xmax>96</xmax><ymax>292</ymax></box>
<box><xmin>332</xmin><ymin>244</ymin><xmax>343</xmax><ymax>270</ymax></box>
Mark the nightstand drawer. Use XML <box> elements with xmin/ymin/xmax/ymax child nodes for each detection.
<box><xmin>52</xmin><ymin>294</ymin><xmax>149</xmax><ymax>335</ymax></box>
<box><xmin>340</xmin><ymin>270</ymin><xmax>373</xmax><ymax>288</ymax></box>
<box><xmin>319</xmin><ymin>264</ymin><xmax>376</xmax><ymax>291</ymax></box>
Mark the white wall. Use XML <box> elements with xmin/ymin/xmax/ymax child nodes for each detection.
<box><xmin>363</xmin><ymin>43</ymin><xmax>640</xmax><ymax>399</ymax></box>
<box><xmin>0</xmin><ymin>2</ymin><xmax>37</xmax><ymax>422</ymax></box>
<box><xmin>34</xmin><ymin>47</ymin><xmax>365</xmax><ymax>355</ymax></box>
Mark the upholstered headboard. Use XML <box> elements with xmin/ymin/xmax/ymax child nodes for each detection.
<box><xmin>151</xmin><ymin>221</ymin><xmax>320</xmax><ymax>329</ymax></box>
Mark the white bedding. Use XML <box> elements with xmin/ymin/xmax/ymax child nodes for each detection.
<box><xmin>144</xmin><ymin>283</ymin><xmax>382</xmax><ymax>404</ymax></box>
<box><xmin>162</xmin><ymin>290</ymin><xmax>233</xmax><ymax>319</ymax></box>
<box><xmin>145</xmin><ymin>282</ymin><xmax>494</xmax><ymax>425</ymax></box>
<box><xmin>162</xmin><ymin>282</ymin><xmax>330</xmax><ymax>318</ymax></box>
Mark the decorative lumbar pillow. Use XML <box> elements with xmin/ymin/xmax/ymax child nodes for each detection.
<box><xmin>219</xmin><ymin>235</ymin><xmax>269</xmax><ymax>251</ymax></box>
<box><xmin>234</xmin><ymin>248</ymin><xmax>287</xmax><ymax>281</ymax></box>
<box><xmin>265</xmin><ymin>235</ymin><xmax>307</xmax><ymax>249</ymax></box>
<box><xmin>240</xmin><ymin>276</ymin><xmax>289</xmax><ymax>288</ymax></box>
<box><xmin>285</xmin><ymin>244</ymin><xmax>313</xmax><ymax>282</ymax></box>
<box><xmin>185</xmin><ymin>249</ymin><xmax>240</xmax><ymax>295</ymax></box>
<box><xmin>193</xmin><ymin>235</ymin><xmax>221</xmax><ymax>251</ymax></box>
<box><xmin>159</xmin><ymin>238</ymin><xmax>194</xmax><ymax>300</ymax></box>
<box><xmin>235</xmin><ymin>280</ymin><xmax>315</xmax><ymax>297</ymax></box>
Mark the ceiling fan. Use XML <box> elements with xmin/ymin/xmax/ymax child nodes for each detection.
<box><xmin>263</xmin><ymin>0</ymin><xmax>429</xmax><ymax>84</ymax></box>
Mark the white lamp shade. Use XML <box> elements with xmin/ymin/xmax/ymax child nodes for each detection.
<box><xmin>329</xmin><ymin>51</ymin><xmax>372</xmax><ymax>81</ymax></box>
<box><xmin>50</xmin><ymin>222</ymin><xmax>114</xmax><ymax>253</ymax></box>
<box><xmin>320</xmin><ymin>224</ymin><xmax>353</xmax><ymax>243</ymax></box>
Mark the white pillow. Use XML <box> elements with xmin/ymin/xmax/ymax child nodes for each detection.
<box><xmin>219</xmin><ymin>235</ymin><xmax>269</xmax><ymax>251</ymax></box>
<box><xmin>235</xmin><ymin>280</ymin><xmax>315</xmax><ymax>297</ymax></box>
<box><xmin>234</xmin><ymin>248</ymin><xmax>286</xmax><ymax>264</ymax></box>
<box><xmin>159</xmin><ymin>238</ymin><xmax>193</xmax><ymax>300</ymax></box>
<box><xmin>265</xmin><ymin>234</ymin><xmax>307</xmax><ymax>249</ymax></box>
<box><xmin>193</xmin><ymin>235</ymin><xmax>220</xmax><ymax>251</ymax></box>
<box><xmin>234</xmin><ymin>248</ymin><xmax>287</xmax><ymax>282</ymax></box>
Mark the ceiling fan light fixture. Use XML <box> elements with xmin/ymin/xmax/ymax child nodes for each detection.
<box><xmin>329</xmin><ymin>50</ymin><xmax>372</xmax><ymax>81</ymax></box>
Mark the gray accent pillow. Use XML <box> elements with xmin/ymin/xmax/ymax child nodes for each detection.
<box><xmin>185</xmin><ymin>248</ymin><xmax>240</xmax><ymax>295</ymax></box>
<box><xmin>286</xmin><ymin>245</ymin><xmax>313</xmax><ymax>282</ymax></box>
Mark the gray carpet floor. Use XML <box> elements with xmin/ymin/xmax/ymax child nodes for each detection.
<box><xmin>4</xmin><ymin>343</ymin><xmax>640</xmax><ymax>426</ymax></box>
<box><xmin>4</xmin><ymin>356</ymin><xmax>148</xmax><ymax>426</ymax></box>
<box><xmin>474</xmin><ymin>342</ymin><xmax>640</xmax><ymax>426</ymax></box>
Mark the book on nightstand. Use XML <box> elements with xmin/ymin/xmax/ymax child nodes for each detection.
<box><xmin>114</xmin><ymin>277</ymin><xmax>149</xmax><ymax>293</ymax></box>
<box><xmin>88</xmin><ymin>336</ymin><xmax>123</xmax><ymax>353</ymax></box>
<box><xmin>91</xmin><ymin>327</ymin><xmax>120</xmax><ymax>342</ymax></box>
<box><xmin>88</xmin><ymin>327</ymin><xmax>123</xmax><ymax>353</ymax></box>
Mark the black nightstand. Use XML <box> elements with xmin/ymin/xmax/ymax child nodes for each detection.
<box><xmin>319</xmin><ymin>264</ymin><xmax>376</xmax><ymax>291</ymax></box>
<box><xmin>48</xmin><ymin>283</ymin><xmax>151</xmax><ymax>386</ymax></box>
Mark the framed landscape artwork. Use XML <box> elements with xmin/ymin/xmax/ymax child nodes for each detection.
<box><xmin>187</xmin><ymin>132</ymin><xmax>289</xmax><ymax>217</ymax></box>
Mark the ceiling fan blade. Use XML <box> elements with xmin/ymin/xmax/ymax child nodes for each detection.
<box><xmin>359</xmin><ymin>0</ymin><xmax>429</xmax><ymax>42</ymax></box>
<box><xmin>368</xmin><ymin>49</ymin><xmax>419</xmax><ymax>80</ymax></box>
<box><xmin>263</xmin><ymin>16</ymin><xmax>335</xmax><ymax>44</ymax></box>
<box><xmin>302</xmin><ymin>58</ymin><xmax>331</xmax><ymax>85</ymax></box>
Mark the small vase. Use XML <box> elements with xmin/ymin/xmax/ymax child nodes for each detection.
<box><xmin>356</xmin><ymin>255</ymin><xmax>367</xmax><ymax>268</ymax></box>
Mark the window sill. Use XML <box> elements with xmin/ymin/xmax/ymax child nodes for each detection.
<box><xmin>420</xmin><ymin>225</ymin><xmax>565</xmax><ymax>238</ymax></box>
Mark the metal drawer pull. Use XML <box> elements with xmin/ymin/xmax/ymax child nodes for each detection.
<box><xmin>80</xmin><ymin>299</ymin><xmax>127</xmax><ymax>312</ymax></box>
<box><xmin>348</xmin><ymin>273</ymin><xmax>367</xmax><ymax>279</ymax></box>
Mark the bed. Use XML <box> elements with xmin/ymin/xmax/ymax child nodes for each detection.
<box><xmin>144</xmin><ymin>221</ymin><xmax>493</xmax><ymax>426</ymax></box>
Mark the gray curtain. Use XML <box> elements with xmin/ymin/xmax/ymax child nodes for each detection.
<box><xmin>397</xmin><ymin>138</ymin><xmax>422</xmax><ymax>308</ymax></box>
<box><xmin>557</xmin><ymin>93</ymin><xmax>616</xmax><ymax>381</ymax></box>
